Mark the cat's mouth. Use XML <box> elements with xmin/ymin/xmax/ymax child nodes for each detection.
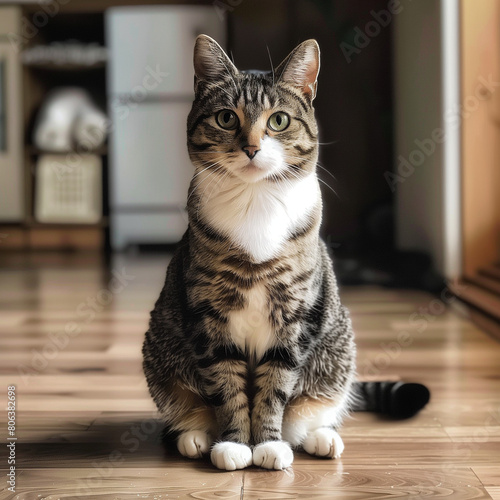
<box><xmin>242</xmin><ymin>161</ymin><xmax>263</xmax><ymax>173</ymax></box>
<box><xmin>238</xmin><ymin>160</ymin><xmax>268</xmax><ymax>182</ymax></box>
<box><xmin>237</xmin><ymin>155</ymin><xmax>283</xmax><ymax>183</ymax></box>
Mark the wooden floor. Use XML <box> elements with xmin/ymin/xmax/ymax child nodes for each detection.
<box><xmin>1</xmin><ymin>253</ymin><xmax>499</xmax><ymax>499</ymax></box>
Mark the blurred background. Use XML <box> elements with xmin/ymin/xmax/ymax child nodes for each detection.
<box><xmin>0</xmin><ymin>0</ymin><xmax>499</xmax><ymax>336</ymax></box>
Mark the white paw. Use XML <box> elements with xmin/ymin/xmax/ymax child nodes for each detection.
<box><xmin>210</xmin><ymin>442</ymin><xmax>253</xmax><ymax>471</ymax></box>
<box><xmin>177</xmin><ymin>431</ymin><xmax>212</xmax><ymax>459</ymax></box>
<box><xmin>253</xmin><ymin>441</ymin><xmax>294</xmax><ymax>470</ymax></box>
<box><xmin>303</xmin><ymin>428</ymin><xmax>344</xmax><ymax>458</ymax></box>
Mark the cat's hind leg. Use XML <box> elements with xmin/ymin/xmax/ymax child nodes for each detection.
<box><xmin>282</xmin><ymin>395</ymin><xmax>348</xmax><ymax>459</ymax></box>
<box><xmin>175</xmin><ymin>408</ymin><xmax>215</xmax><ymax>459</ymax></box>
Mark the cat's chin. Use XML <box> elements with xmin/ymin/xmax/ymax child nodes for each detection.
<box><xmin>237</xmin><ymin>162</ymin><xmax>272</xmax><ymax>183</ymax></box>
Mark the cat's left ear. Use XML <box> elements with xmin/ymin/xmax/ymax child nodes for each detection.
<box><xmin>276</xmin><ymin>40</ymin><xmax>320</xmax><ymax>100</ymax></box>
<box><xmin>193</xmin><ymin>34</ymin><xmax>237</xmax><ymax>87</ymax></box>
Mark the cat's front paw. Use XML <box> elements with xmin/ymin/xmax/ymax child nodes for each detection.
<box><xmin>210</xmin><ymin>442</ymin><xmax>253</xmax><ymax>470</ymax></box>
<box><xmin>302</xmin><ymin>428</ymin><xmax>344</xmax><ymax>459</ymax></box>
<box><xmin>177</xmin><ymin>430</ymin><xmax>213</xmax><ymax>459</ymax></box>
<box><xmin>253</xmin><ymin>441</ymin><xmax>293</xmax><ymax>470</ymax></box>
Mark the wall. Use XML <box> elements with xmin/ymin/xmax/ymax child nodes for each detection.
<box><xmin>230</xmin><ymin>0</ymin><xmax>394</xmax><ymax>248</ymax></box>
<box><xmin>394</xmin><ymin>0</ymin><xmax>461</xmax><ymax>279</ymax></box>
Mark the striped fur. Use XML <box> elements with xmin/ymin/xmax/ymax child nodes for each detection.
<box><xmin>143</xmin><ymin>35</ymin><xmax>356</xmax><ymax>470</ymax></box>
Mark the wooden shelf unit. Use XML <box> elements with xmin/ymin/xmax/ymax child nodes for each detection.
<box><xmin>22</xmin><ymin>61</ymin><xmax>106</xmax><ymax>71</ymax></box>
<box><xmin>0</xmin><ymin>7</ymin><xmax>109</xmax><ymax>252</ymax></box>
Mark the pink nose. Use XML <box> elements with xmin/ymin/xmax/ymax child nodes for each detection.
<box><xmin>242</xmin><ymin>145</ymin><xmax>260</xmax><ymax>159</ymax></box>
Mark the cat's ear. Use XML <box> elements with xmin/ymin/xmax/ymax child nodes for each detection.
<box><xmin>276</xmin><ymin>40</ymin><xmax>320</xmax><ymax>100</ymax></box>
<box><xmin>193</xmin><ymin>34</ymin><xmax>237</xmax><ymax>86</ymax></box>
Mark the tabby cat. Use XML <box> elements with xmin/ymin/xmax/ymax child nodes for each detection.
<box><xmin>143</xmin><ymin>35</ymin><xmax>357</xmax><ymax>470</ymax></box>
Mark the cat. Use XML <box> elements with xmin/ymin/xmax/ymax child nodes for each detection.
<box><xmin>142</xmin><ymin>34</ymin><xmax>357</xmax><ymax>471</ymax></box>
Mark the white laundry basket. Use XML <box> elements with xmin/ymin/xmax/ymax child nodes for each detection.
<box><xmin>35</xmin><ymin>154</ymin><xmax>102</xmax><ymax>224</ymax></box>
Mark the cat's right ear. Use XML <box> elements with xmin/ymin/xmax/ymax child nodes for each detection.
<box><xmin>193</xmin><ymin>34</ymin><xmax>237</xmax><ymax>88</ymax></box>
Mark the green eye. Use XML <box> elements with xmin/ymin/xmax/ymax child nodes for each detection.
<box><xmin>216</xmin><ymin>109</ymin><xmax>238</xmax><ymax>130</ymax></box>
<box><xmin>268</xmin><ymin>112</ymin><xmax>290</xmax><ymax>132</ymax></box>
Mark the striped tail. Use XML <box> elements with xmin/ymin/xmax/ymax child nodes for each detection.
<box><xmin>351</xmin><ymin>381</ymin><xmax>430</xmax><ymax>419</ymax></box>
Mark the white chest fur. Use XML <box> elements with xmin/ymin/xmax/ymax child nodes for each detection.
<box><xmin>201</xmin><ymin>172</ymin><xmax>320</xmax><ymax>263</ymax></box>
<box><xmin>199</xmin><ymin>165</ymin><xmax>320</xmax><ymax>357</ymax></box>
<box><xmin>228</xmin><ymin>283</ymin><xmax>275</xmax><ymax>360</ymax></box>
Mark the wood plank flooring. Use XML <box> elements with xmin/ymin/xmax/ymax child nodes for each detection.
<box><xmin>0</xmin><ymin>253</ymin><xmax>499</xmax><ymax>499</ymax></box>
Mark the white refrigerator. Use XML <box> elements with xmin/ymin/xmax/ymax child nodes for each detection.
<box><xmin>106</xmin><ymin>6</ymin><xmax>225</xmax><ymax>250</ymax></box>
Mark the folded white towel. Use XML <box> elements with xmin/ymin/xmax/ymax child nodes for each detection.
<box><xmin>73</xmin><ymin>107</ymin><xmax>108</xmax><ymax>150</ymax></box>
<box><xmin>34</xmin><ymin>120</ymin><xmax>73</xmax><ymax>152</ymax></box>
<box><xmin>33</xmin><ymin>87</ymin><xmax>108</xmax><ymax>152</ymax></box>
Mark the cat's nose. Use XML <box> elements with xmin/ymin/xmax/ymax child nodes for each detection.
<box><xmin>242</xmin><ymin>145</ymin><xmax>260</xmax><ymax>159</ymax></box>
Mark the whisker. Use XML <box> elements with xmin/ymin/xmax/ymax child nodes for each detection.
<box><xmin>284</xmin><ymin>154</ymin><xmax>338</xmax><ymax>183</ymax></box>
<box><xmin>188</xmin><ymin>164</ymin><xmax>226</xmax><ymax>204</ymax></box>
<box><xmin>189</xmin><ymin>161</ymin><xmax>225</xmax><ymax>189</ymax></box>
<box><xmin>195</xmin><ymin>166</ymin><xmax>229</xmax><ymax>220</ymax></box>
<box><xmin>314</xmin><ymin>163</ymin><xmax>338</xmax><ymax>182</ymax></box>
<box><xmin>208</xmin><ymin>81</ymin><xmax>234</xmax><ymax>101</ymax></box>
<box><xmin>316</xmin><ymin>176</ymin><xmax>340</xmax><ymax>200</ymax></box>
<box><xmin>219</xmin><ymin>59</ymin><xmax>239</xmax><ymax>94</ymax></box>
<box><xmin>197</xmin><ymin>169</ymin><xmax>232</xmax><ymax>222</ymax></box>
<box><xmin>192</xmin><ymin>151</ymin><xmax>231</xmax><ymax>154</ymax></box>
<box><xmin>276</xmin><ymin>51</ymin><xmax>293</xmax><ymax>86</ymax></box>
<box><xmin>266</xmin><ymin>45</ymin><xmax>275</xmax><ymax>87</ymax></box>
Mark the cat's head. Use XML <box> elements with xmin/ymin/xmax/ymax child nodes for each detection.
<box><xmin>187</xmin><ymin>35</ymin><xmax>320</xmax><ymax>184</ymax></box>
